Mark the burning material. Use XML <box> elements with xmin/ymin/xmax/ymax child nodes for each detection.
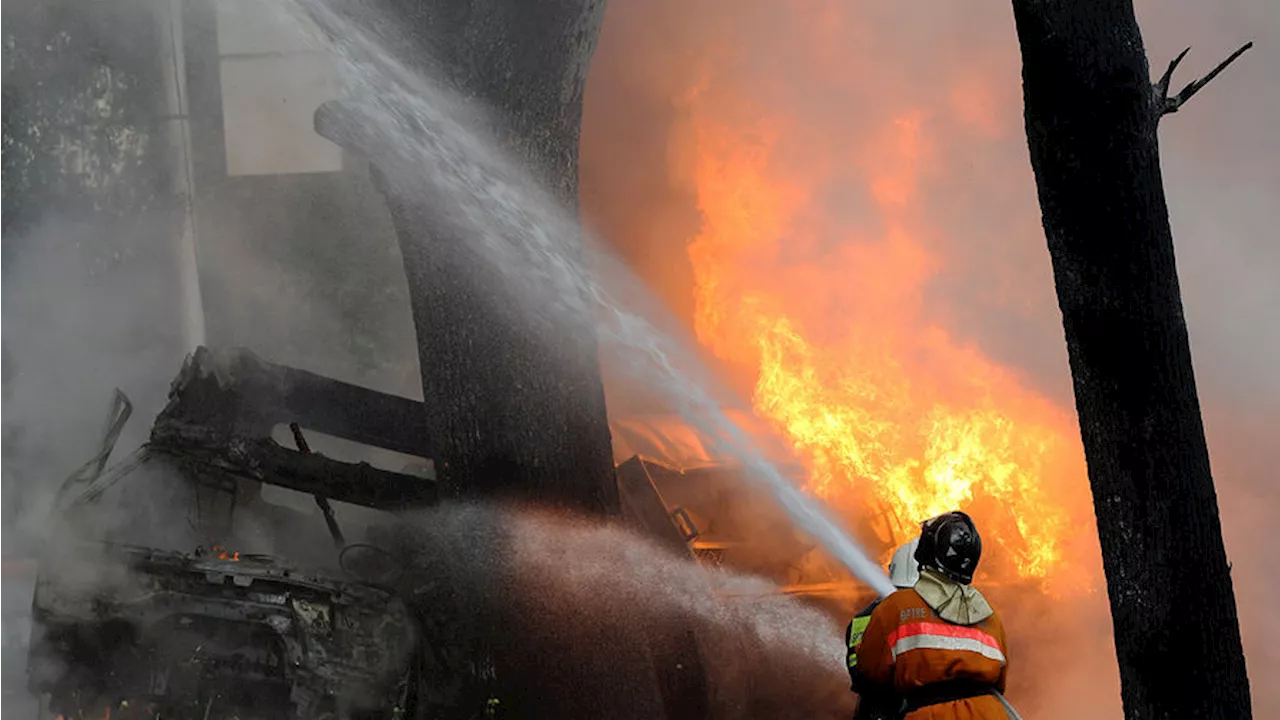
<box><xmin>581</xmin><ymin>2</ymin><xmax>1099</xmax><ymax>590</ymax></box>
<box><xmin>679</xmin><ymin>99</ymin><xmax>1092</xmax><ymax>586</ymax></box>
<box><xmin>211</xmin><ymin>545</ymin><xmax>240</xmax><ymax>562</ymax></box>
<box><xmin>191</xmin><ymin>544</ymin><xmax>241</xmax><ymax>561</ymax></box>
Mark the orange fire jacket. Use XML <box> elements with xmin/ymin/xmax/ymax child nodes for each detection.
<box><xmin>855</xmin><ymin>588</ymin><xmax>1009</xmax><ymax>720</ymax></box>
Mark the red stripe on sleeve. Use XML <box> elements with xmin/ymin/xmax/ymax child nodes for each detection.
<box><xmin>887</xmin><ymin>621</ymin><xmax>1002</xmax><ymax>652</ymax></box>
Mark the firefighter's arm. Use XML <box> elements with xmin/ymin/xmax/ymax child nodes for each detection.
<box><xmin>854</xmin><ymin>600</ymin><xmax>895</xmax><ymax>686</ymax></box>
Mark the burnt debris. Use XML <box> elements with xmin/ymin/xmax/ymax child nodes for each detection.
<box><xmin>149</xmin><ymin>346</ymin><xmax>438</xmax><ymax>512</ymax></box>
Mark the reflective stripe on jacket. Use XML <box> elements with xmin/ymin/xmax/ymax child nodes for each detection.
<box><xmin>856</xmin><ymin>588</ymin><xmax>1009</xmax><ymax>720</ymax></box>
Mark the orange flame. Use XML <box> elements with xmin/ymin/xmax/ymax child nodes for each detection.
<box><xmin>671</xmin><ymin>34</ymin><xmax>1095</xmax><ymax>590</ymax></box>
<box><xmin>211</xmin><ymin>544</ymin><xmax>240</xmax><ymax>561</ymax></box>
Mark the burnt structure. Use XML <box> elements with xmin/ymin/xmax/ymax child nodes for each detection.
<box><xmin>29</xmin><ymin>545</ymin><xmax>416</xmax><ymax>719</ymax></box>
<box><xmin>28</xmin><ymin>348</ymin><xmax>436</xmax><ymax>719</ymax></box>
<box><xmin>29</xmin><ymin>347</ymin><xmax>720</xmax><ymax>719</ymax></box>
<box><xmin>148</xmin><ymin>347</ymin><xmax>437</xmax><ymax>511</ymax></box>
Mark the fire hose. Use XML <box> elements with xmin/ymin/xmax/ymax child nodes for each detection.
<box><xmin>991</xmin><ymin>690</ymin><xmax>1024</xmax><ymax>720</ymax></box>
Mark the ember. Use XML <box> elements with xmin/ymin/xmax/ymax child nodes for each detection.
<box><xmin>211</xmin><ymin>544</ymin><xmax>240</xmax><ymax>561</ymax></box>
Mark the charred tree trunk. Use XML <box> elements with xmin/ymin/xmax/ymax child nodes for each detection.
<box><xmin>314</xmin><ymin>2</ymin><xmax>641</xmax><ymax>717</ymax></box>
<box><xmin>1010</xmin><ymin>2</ymin><xmax>1252</xmax><ymax>718</ymax></box>
<box><xmin>375</xmin><ymin>0</ymin><xmax>620</xmax><ymax>516</ymax></box>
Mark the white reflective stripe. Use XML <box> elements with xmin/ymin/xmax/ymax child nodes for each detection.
<box><xmin>891</xmin><ymin>633</ymin><xmax>1007</xmax><ymax>665</ymax></box>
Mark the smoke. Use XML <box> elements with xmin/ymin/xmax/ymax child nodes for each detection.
<box><xmin>580</xmin><ymin>0</ymin><xmax>1278</xmax><ymax>715</ymax></box>
<box><xmin>5</xmin><ymin>0</ymin><xmax>1275</xmax><ymax>714</ymax></box>
<box><xmin>387</xmin><ymin>502</ymin><xmax>854</xmax><ymax>719</ymax></box>
<box><xmin>6</xmin><ymin>0</ymin><xmax>881</xmax><ymax>715</ymax></box>
<box><xmin>1</xmin><ymin>0</ymin><xmax>421</xmax><ymax>704</ymax></box>
<box><xmin>0</xmin><ymin>0</ymin><xmax>422</xmax><ymax>543</ymax></box>
<box><xmin>0</xmin><ymin>210</ymin><xmax>415</xmax><ymax>542</ymax></box>
<box><xmin>1144</xmin><ymin>9</ymin><xmax>1280</xmax><ymax>709</ymax></box>
<box><xmin>1</xmin><ymin>214</ymin><xmax>186</xmax><ymax>542</ymax></box>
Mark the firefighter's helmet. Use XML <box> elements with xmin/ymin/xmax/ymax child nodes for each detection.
<box><xmin>888</xmin><ymin>538</ymin><xmax>921</xmax><ymax>588</ymax></box>
<box><xmin>914</xmin><ymin>511</ymin><xmax>982</xmax><ymax>585</ymax></box>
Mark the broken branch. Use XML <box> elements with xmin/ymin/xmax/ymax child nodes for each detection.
<box><xmin>1156</xmin><ymin>42</ymin><xmax>1254</xmax><ymax>118</ymax></box>
<box><xmin>1154</xmin><ymin>47</ymin><xmax>1190</xmax><ymax>103</ymax></box>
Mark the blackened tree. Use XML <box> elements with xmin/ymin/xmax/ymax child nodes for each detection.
<box><xmin>338</xmin><ymin>0</ymin><xmax>621</xmax><ymax>517</ymax></box>
<box><xmin>1010</xmin><ymin>1</ymin><xmax>1252</xmax><ymax>717</ymax></box>
<box><xmin>311</xmin><ymin>2</ymin><xmax>634</xmax><ymax>717</ymax></box>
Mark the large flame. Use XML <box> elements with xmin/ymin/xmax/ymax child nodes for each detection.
<box><xmin>666</xmin><ymin>21</ymin><xmax>1095</xmax><ymax>589</ymax></box>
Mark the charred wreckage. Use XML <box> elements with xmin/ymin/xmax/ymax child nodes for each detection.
<box><xmin>27</xmin><ymin>348</ymin><xmax>438</xmax><ymax>719</ymax></box>
<box><xmin>25</xmin><ymin>347</ymin><xmax>755</xmax><ymax>719</ymax></box>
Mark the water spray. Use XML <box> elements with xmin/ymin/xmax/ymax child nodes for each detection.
<box><xmin>290</xmin><ymin>0</ymin><xmax>895</xmax><ymax>597</ymax></box>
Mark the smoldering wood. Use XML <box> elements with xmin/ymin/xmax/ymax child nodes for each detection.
<box><xmin>1010</xmin><ymin>1</ymin><xmax>1252</xmax><ymax>717</ymax></box>
<box><xmin>149</xmin><ymin>346</ymin><xmax>438</xmax><ymax>510</ymax></box>
<box><xmin>157</xmin><ymin>346</ymin><xmax>431</xmax><ymax>457</ymax></box>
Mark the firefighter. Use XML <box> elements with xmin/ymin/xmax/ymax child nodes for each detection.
<box><xmin>847</xmin><ymin>538</ymin><xmax>920</xmax><ymax>719</ymax></box>
<box><xmin>854</xmin><ymin>511</ymin><xmax>1010</xmax><ymax>719</ymax></box>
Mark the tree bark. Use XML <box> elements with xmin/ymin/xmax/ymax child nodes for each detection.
<box><xmin>315</xmin><ymin>2</ymin><xmax>633</xmax><ymax>717</ymax></box>
<box><xmin>1010</xmin><ymin>2</ymin><xmax>1252</xmax><ymax>718</ymax></box>
<box><xmin>373</xmin><ymin>0</ymin><xmax>620</xmax><ymax>517</ymax></box>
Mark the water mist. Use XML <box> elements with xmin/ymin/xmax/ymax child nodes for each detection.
<box><xmin>386</xmin><ymin>503</ymin><xmax>857</xmax><ymax>719</ymax></box>
<box><xmin>293</xmin><ymin>0</ymin><xmax>897</xmax><ymax>597</ymax></box>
